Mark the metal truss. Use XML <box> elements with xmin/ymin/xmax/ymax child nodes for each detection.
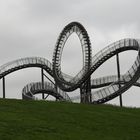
<box><xmin>1</xmin><ymin>22</ymin><xmax>140</xmax><ymax>106</ymax></box>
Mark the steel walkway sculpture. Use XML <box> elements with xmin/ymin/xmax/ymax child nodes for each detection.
<box><xmin>1</xmin><ymin>22</ymin><xmax>140</xmax><ymax>105</ymax></box>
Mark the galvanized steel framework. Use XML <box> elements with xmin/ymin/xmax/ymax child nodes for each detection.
<box><xmin>1</xmin><ymin>22</ymin><xmax>140</xmax><ymax>106</ymax></box>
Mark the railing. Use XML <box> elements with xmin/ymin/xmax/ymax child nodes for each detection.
<box><xmin>91</xmin><ymin>39</ymin><xmax>140</xmax><ymax>103</ymax></box>
<box><xmin>0</xmin><ymin>57</ymin><xmax>53</xmax><ymax>77</ymax></box>
<box><xmin>22</xmin><ymin>81</ymin><xmax>71</xmax><ymax>102</ymax></box>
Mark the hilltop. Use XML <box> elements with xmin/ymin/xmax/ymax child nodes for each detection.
<box><xmin>0</xmin><ymin>99</ymin><xmax>140</xmax><ymax>140</ymax></box>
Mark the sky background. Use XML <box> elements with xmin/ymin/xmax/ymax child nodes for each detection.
<box><xmin>0</xmin><ymin>0</ymin><xmax>140</xmax><ymax>107</ymax></box>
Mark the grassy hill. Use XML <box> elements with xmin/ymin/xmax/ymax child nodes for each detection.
<box><xmin>0</xmin><ymin>99</ymin><xmax>140</xmax><ymax>140</ymax></box>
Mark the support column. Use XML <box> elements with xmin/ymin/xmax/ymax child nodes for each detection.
<box><xmin>86</xmin><ymin>77</ymin><xmax>92</xmax><ymax>103</ymax></box>
<box><xmin>2</xmin><ymin>77</ymin><xmax>5</xmax><ymax>99</ymax></box>
<box><xmin>41</xmin><ymin>68</ymin><xmax>44</xmax><ymax>99</ymax></box>
<box><xmin>43</xmin><ymin>71</ymin><xmax>57</xmax><ymax>100</ymax></box>
<box><xmin>55</xmin><ymin>84</ymin><xmax>58</xmax><ymax>101</ymax></box>
<box><xmin>80</xmin><ymin>77</ymin><xmax>91</xmax><ymax>103</ymax></box>
<box><xmin>116</xmin><ymin>53</ymin><xmax>123</xmax><ymax>107</ymax></box>
<box><xmin>80</xmin><ymin>87</ymin><xmax>85</xmax><ymax>103</ymax></box>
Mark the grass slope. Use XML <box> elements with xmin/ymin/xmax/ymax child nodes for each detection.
<box><xmin>0</xmin><ymin>99</ymin><xmax>140</xmax><ymax>140</ymax></box>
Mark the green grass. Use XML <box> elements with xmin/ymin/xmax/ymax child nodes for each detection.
<box><xmin>0</xmin><ymin>99</ymin><xmax>140</xmax><ymax>140</ymax></box>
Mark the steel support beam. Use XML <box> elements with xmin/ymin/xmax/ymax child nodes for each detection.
<box><xmin>44</xmin><ymin>94</ymin><xmax>49</xmax><ymax>100</ymax></box>
<box><xmin>55</xmin><ymin>84</ymin><xmax>59</xmax><ymax>101</ymax></box>
<box><xmin>80</xmin><ymin>77</ymin><xmax>91</xmax><ymax>103</ymax></box>
<box><xmin>43</xmin><ymin>73</ymin><xmax>55</xmax><ymax>85</ymax></box>
<box><xmin>41</xmin><ymin>68</ymin><xmax>44</xmax><ymax>99</ymax></box>
<box><xmin>2</xmin><ymin>77</ymin><xmax>5</xmax><ymax>99</ymax></box>
<box><xmin>41</xmin><ymin>69</ymin><xmax>58</xmax><ymax>100</ymax></box>
<box><xmin>116</xmin><ymin>53</ymin><xmax>123</xmax><ymax>107</ymax></box>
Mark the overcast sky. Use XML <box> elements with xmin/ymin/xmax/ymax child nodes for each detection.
<box><xmin>0</xmin><ymin>0</ymin><xmax>140</xmax><ymax>107</ymax></box>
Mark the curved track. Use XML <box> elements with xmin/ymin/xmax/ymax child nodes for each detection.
<box><xmin>1</xmin><ymin>22</ymin><xmax>140</xmax><ymax>104</ymax></box>
<box><xmin>0</xmin><ymin>57</ymin><xmax>53</xmax><ymax>77</ymax></box>
<box><xmin>22</xmin><ymin>81</ymin><xmax>71</xmax><ymax>102</ymax></box>
<box><xmin>0</xmin><ymin>57</ymin><xmax>71</xmax><ymax>101</ymax></box>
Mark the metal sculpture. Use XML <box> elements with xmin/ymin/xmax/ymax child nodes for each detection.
<box><xmin>1</xmin><ymin>22</ymin><xmax>140</xmax><ymax>106</ymax></box>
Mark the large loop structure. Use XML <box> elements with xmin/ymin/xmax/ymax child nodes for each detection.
<box><xmin>52</xmin><ymin>22</ymin><xmax>92</xmax><ymax>89</ymax></box>
<box><xmin>52</xmin><ymin>22</ymin><xmax>92</xmax><ymax>102</ymax></box>
<box><xmin>1</xmin><ymin>22</ymin><xmax>140</xmax><ymax>105</ymax></box>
